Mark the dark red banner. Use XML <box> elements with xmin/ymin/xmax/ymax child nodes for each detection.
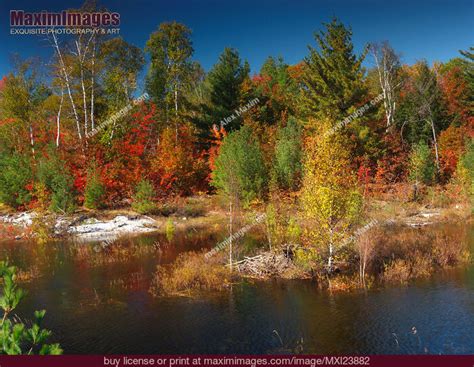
<box><xmin>0</xmin><ymin>355</ymin><xmax>473</xmax><ymax>367</ymax></box>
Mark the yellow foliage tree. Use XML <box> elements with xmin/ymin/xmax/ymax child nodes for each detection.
<box><xmin>301</xmin><ymin>119</ymin><xmax>362</xmax><ymax>272</ymax></box>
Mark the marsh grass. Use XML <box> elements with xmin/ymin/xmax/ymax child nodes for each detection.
<box><xmin>375</xmin><ymin>224</ymin><xmax>471</xmax><ymax>284</ymax></box>
<box><xmin>149</xmin><ymin>250</ymin><xmax>236</xmax><ymax>296</ymax></box>
<box><xmin>70</xmin><ymin>240</ymin><xmax>158</xmax><ymax>267</ymax></box>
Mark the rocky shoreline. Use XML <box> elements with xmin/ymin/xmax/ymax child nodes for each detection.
<box><xmin>0</xmin><ymin>211</ymin><xmax>160</xmax><ymax>242</ymax></box>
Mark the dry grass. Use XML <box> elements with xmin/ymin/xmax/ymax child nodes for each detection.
<box><xmin>70</xmin><ymin>240</ymin><xmax>158</xmax><ymax>267</ymax></box>
<box><xmin>374</xmin><ymin>224</ymin><xmax>471</xmax><ymax>284</ymax></box>
<box><xmin>149</xmin><ymin>250</ymin><xmax>236</xmax><ymax>296</ymax></box>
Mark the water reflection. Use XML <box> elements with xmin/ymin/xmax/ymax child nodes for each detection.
<box><xmin>0</xmin><ymin>222</ymin><xmax>472</xmax><ymax>354</ymax></box>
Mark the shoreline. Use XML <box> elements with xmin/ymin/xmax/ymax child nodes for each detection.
<box><xmin>0</xmin><ymin>196</ymin><xmax>471</xmax><ymax>243</ymax></box>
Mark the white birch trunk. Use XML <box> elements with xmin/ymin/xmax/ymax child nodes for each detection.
<box><xmin>51</xmin><ymin>32</ymin><xmax>82</xmax><ymax>140</ymax></box>
<box><xmin>56</xmin><ymin>87</ymin><xmax>64</xmax><ymax>147</ymax></box>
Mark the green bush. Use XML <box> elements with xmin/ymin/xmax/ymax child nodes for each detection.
<box><xmin>212</xmin><ymin>126</ymin><xmax>267</xmax><ymax>203</ymax></box>
<box><xmin>0</xmin><ymin>152</ymin><xmax>32</xmax><ymax>209</ymax></box>
<box><xmin>84</xmin><ymin>164</ymin><xmax>105</xmax><ymax>209</ymax></box>
<box><xmin>408</xmin><ymin>141</ymin><xmax>436</xmax><ymax>185</ymax></box>
<box><xmin>273</xmin><ymin>117</ymin><xmax>302</xmax><ymax>190</ymax></box>
<box><xmin>37</xmin><ymin>152</ymin><xmax>76</xmax><ymax>214</ymax></box>
<box><xmin>132</xmin><ymin>179</ymin><xmax>157</xmax><ymax>214</ymax></box>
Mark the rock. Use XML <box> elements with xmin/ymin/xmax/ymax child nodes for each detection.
<box><xmin>0</xmin><ymin>212</ymin><xmax>35</xmax><ymax>227</ymax></box>
<box><xmin>67</xmin><ymin>214</ymin><xmax>159</xmax><ymax>242</ymax></box>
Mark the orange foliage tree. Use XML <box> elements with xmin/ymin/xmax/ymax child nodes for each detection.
<box><xmin>150</xmin><ymin>123</ymin><xmax>208</xmax><ymax>196</ymax></box>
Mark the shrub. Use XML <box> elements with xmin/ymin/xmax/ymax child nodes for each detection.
<box><xmin>30</xmin><ymin>183</ymin><xmax>54</xmax><ymax>245</ymax></box>
<box><xmin>212</xmin><ymin>126</ymin><xmax>267</xmax><ymax>204</ymax></box>
<box><xmin>131</xmin><ymin>179</ymin><xmax>156</xmax><ymax>214</ymax></box>
<box><xmin>84</xmin><ymin>164</ymin><xmax>105</xmax><ymax>209</ymax></box>
<box><xmin>165</xmin><ymin>218</ymin><xmax>175</xmax><ymax>242</ymax></box>
<box><xmin>0</xmin><ymin>152</ymin><xmax>32</xmax><ymax>209</ymax></box>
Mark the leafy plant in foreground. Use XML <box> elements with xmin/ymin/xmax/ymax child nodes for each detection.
<box><xmin>0</xmin><ymin>261</ymin><xmax>62</xmax><ymax>355</ymax></box>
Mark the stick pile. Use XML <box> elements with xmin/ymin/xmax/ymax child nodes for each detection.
<box><xmin>235</xmin><ymin>252</ymin><xmax>294</xmax><ymax>277</ymax></box>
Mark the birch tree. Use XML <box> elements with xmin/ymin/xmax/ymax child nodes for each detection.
<box><xmin>146</xmin><ymin>22</ymin><xmax>194</xmax><ymax>143</ymax></box>
<box><xmin>301</xmin><ymin>119</ymin><xmax>362</xmax><ymax>273</ymax></box>
<box><xmin>370</xmin><ymin>41</ymin><xmax>401</xmax><ymax>131</ymax></box>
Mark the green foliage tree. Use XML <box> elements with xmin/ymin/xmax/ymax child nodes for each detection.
<box><xmin>131</xmin><ymin>179</ymin><xmax>157</xmax><ymax>214</ymax></box>
<box><xmin>408</xmin><ymin>141</ymin><xmax>436</xmax><ymax>185</ymax></box>
<box><xmin>0</xmin><ymin>261</ymin><xmax>62</xmax><ymax>355</ymax></box>
<box><xmin>146</xmin><ymin>21</ymin><xmax>194</xmax><ymax>125</ymax></box>
<box><xmin>212</xmin><ymin>126</ymin><xmax>267</xmax><ymax>204</ymax></box>
<box><xmin>0</xmin><ymin>153</ymin><xmax>32</xmax><ymax>209</ymax></box>
<box><xmin>453</xmin><ymin>138</ymin><xmax>474</xmax><ymax>205</ymax></box>
<box><xmin>0</xmin><ymin>59</ymin><xmax>50</xmax><ymax>155</ymax></box>
<box><xmin>397</xmin><ymin>61</ymin><xmax>448</xmax><ymax>148</ymax></box>
<box><xmin>460</xmin><ymin>46</ymin><xmax>474</xmax><ymax>112</ymax></box>
<box><xmin>302</xmin><ymin>18</ymin><xmax>367</xmax><ymax>122</ymax></box>
<box><xmin>100</xmin><ymin>37</ymin><xmax>145</xmax><ymax>112</ymax></box>
<box><xmin>301</xmin><ymin>119</ymin><xmax>362</xmax><ymax>272</ymax></box>
<box><xmin>272</xmin><ymin>117</ymin><xmax>303</xmax><ymax>190</ymax></box>
<box><xmin>37</xmin><ymin>151</ymin><xmax>76</xmax><ymax>214</ymax></box>
<box><xmin>84</xmin><ymin>163</ymin><xmax>105</xmax><ymax>209</ymax></box>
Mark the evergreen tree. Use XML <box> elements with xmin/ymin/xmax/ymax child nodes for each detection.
<box><xmin>132</xmin><ymin>179</ymin><xmax>157</xmax><ymax>214</ymax></box>
<box><xmin>272</xmin><ymin>117</ymin><xmax>303</xmax><ymax>190</ymax></box>
<box><xmin>302</xmin><ymin>18</ymin><xmax>367</xmax><ymax>122</ymax></box>
<box><xmin>0</xmin><ymin>152</ymin><xmax>32</xmax><ymax>209</ymax></box>
<box><xmin>36</xmin><ymin>151</ymin><xmax>76</xmax><ymax>214</ymax></box>
<box><xmin>84</xmin><ymin>163</ymin><xmax>105</xmax><ymax>209</ymax></box>
<box><xmin>460</xmin><ymin>46</ymin><xmax>474</xmax><ymax>113</ymax></box>
<box><xmin>201</xmin><ymin>48</ymin><xmax>250</xmax><ymax>134</ymax></box>
<box><xmin>211</xmin><ymin>126</ymin><xmax>267</xmax><ymax>204</ymax></box>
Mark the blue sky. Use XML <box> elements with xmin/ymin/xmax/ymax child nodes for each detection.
<box><xmin>1</xmin><ymin>0</ymin><xmax>473</xmax><ymax>81</ymax></box>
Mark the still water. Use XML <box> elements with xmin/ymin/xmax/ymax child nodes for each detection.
<box><xmin>0</xmin><ymin>223</ymin><xmax>473</xmax><ymax>354</ymax></box>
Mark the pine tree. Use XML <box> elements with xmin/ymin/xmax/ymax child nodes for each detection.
<box><xmin>84</xmin><ymin>163</ymin><xmax>105</xmax><ymax>209</ymax></box>
<box><xmin>272</xmin><ymin>117</ymin><xmax>303</xmax><ymax>190</ymax></box>
<box><xmin>132</xmin><ymin>179</ymin><xmax>157</xmax><ymax>214</ymax></box>
<box><xmin>211</xmin><ymin>126</ymin><xmax>267</xmax><ymax>204</ymax></box>
<box><xmin>302</xmin><ymin>18</ymin><xmax>367</xmax><ymax>122</ymax></box>
<box><xmin>201</xmin><ymin>48</ymin><xmax>250</xmax><ymax>133</ymax></box>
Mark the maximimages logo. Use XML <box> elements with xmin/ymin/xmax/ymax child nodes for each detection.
<box><xmin>10</xmin><ymin>10</ymin><xmax>120</xmax><ymax>27</ymax></box>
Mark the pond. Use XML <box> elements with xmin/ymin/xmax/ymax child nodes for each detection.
<box><xmin>0</xmin><ymin>222</ymin><xmax>473</xmax><ymax>354</ymax></box>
